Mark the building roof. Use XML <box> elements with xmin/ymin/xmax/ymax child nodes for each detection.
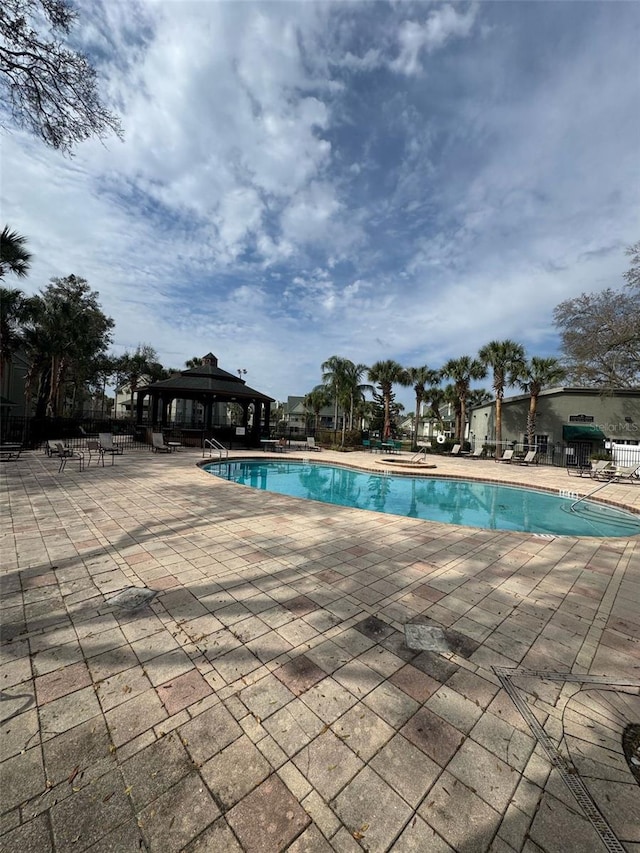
<box><xmin>138</xmin><ymin>353</ymin><xmax>274</xmax><ymax>402</ymax></box>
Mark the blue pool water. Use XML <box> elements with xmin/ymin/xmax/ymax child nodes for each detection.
<box><xmin>203</xmin><ymin>460</ymin><xmax>640</xmax><ymax>538</ymax></box>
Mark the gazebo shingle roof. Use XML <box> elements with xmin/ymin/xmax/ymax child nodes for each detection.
<box><xmin>138</xmin><ymin>353</ymin><xmax>274</xmax><ymax>402</ymax></box>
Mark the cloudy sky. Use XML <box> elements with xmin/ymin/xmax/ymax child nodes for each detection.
<box><xmin>2</xmin><ymin>0</ymin><xmax>638</xmax><ymax>407</ymax></box>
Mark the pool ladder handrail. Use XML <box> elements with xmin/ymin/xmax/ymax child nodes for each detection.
<box><xmin>569</xmin><ymin>476</ymin><xmax>614</xmax><ymax>511</ymax></box>
<box><xmin>202</xmin><ymin>437</ymin><xmax>229</xmax><ymax>460</ymax></box>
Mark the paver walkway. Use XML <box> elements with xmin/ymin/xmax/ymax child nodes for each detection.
<box><xmin>1</xmin><ymin>448</ymin><xmax>639</xmax><ymax>853</ymax></box>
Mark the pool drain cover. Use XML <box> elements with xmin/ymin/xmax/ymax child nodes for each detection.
<box><xmin>105</xmin><ymin>586</ymin><xmax>157</xmax><ymax>611</ymax></box>
<box><xmin>404</xmin><ymin>623</ymin><xmax>451</xmax><ymax>652</ymax></box>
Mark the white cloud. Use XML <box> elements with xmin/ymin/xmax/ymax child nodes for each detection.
<box><xmin>391</xmin><ymin>4</ymin><xmax>478</xmax><ymax>75</ymax></box>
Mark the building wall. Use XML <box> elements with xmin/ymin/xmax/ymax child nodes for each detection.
<box><xmin>468</xmin><ymin>388</ymin><xmax>640</xmax><ymax>447</ymax></box>
<box><xmin>1</xmin><ymin>351</ymin><xmax>29</xmax><ymax>417</ymax></box>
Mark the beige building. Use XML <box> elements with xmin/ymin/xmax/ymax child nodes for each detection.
<box><xmin>468</xmin><ymin>387</ymin><xmax>640</xmax><ymax>467</ymax></box>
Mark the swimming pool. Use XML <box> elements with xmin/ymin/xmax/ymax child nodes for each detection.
<box><xmin>202</xmin><ymin>460</ymin><xmax>640</xmax><ymax>538</ymax></box>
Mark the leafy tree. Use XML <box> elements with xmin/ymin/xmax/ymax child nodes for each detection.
<box><xmin>303</xmin><ymin>385</ymin><xmax>331</xmax><ymax>433</ymax></box>
<box><xmin>0</xmin><ymin>285</ymin><xmax>37</xmax><ymax>378</ymax></box>
<box><xmin>22</xmin><ymin>275</ymin><xmax>113</xmax><ymax>416</ymax></box>
<box><xmin>623</xmin><ymin>240</ymin><xmax>640</xmax><ymax>291</ymax></box>
<box><xmin>0</xmin><ymin>226</ymin><xmax>32</xmax><ymax>279</ymax></box>
<box><xmin>115</xmin><ymin>344</ymin><xmax>159</xmax><ymax>420</ymax></box>
<box><xmin>553</xmin><ymin>288</ymin><xmax>640</xmax><ymax>388</ymax></box>
<box><xmin>367</xmin><ymin>359</ymin><xmax>410</xmax><ymax>439</ymax></box>
<box><xmin>516</xmin><ymin>356</ymin><xmax>567</xmax><ymax>449</ymax></box>
<box><xmin>441</xmin><ymin>356</ymin><xmax>486</xmax><ymax>443</ymax></box>
<box><xmin>479</xmin><ymin>340</ymin><xmax>526</xmax><ymax>453</ymax></box>
<box><xmin>406</xmin><ymin>366</ymin><xmax>440</xmax><ymax>450</ymax></box>
<box><xmin>0</xmin><ymin>0</ymin><xmax>123</xmax><ymax>153</ymax></box>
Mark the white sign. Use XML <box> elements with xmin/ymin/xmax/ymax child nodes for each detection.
<box><xmin>235</xmin><ymin>427</ymin><xmax>246</xmax><ymax>436</ymax></box>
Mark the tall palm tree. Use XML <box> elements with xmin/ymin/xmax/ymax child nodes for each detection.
<box><xmin>441</xmin><ymin>356</ymin><xmax>486</xmax><ymax>443</ymax></box>
<box><xmin>406</xmin><ymin>366</ymin><xmax>440</xmax><ymax>449</ymax></box>
<box><xmin>367</xmin><ymin>359</ymin><xmax>410</xmax><ymax>440</ymax></box>
<box><xmin>516</xmin><ymin>356</ymin><xmax>567</xmax><ymax>448</ymax></box>
<box><xmin>343</xmin><ymin>361</ymin><xmax>372</xmax><ymax>433</ymax></box>
<box><xmin>322</xmin><ymin>355</ymin><xmax>350</xmax><ymax>437</ymax></box>
<box><xmin>479</xmin><ymin>339</ymin><xmax>526</xmax><ymax>453</ymax></box>
<box><xmin>0</xmin><ymin>226</ymin><xmax>32</xmax><ymax>280</ymax></box>
<box><xmin>185</xmin><ymin>356</ymin><xmax>204</xmax><ymax>368</ymax></box>
<box><xmin>303</xmin><ymin>386</ymin><xmax>331</xmax><ymax>433</ymax></box>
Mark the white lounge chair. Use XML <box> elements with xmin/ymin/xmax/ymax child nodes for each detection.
<box><xmin>99</xmin><ymin>433</ymin><xmax>123</xmax><ymax>456</ymax></box>
<box><xmin>610</xmin><ymin>463</ymin><xmax>640</xmax><ymax>482</ymax></box>
<box><xmin>498</xmin><ymin>449</ymin><xmax>514</xmax><ymax>463</ymax></box>
<box><xmin>152</xmin><ymin>432</ymin><xmax>171</xmax><ymax>453</ymax></box>
<box><xmin>306</xmin><ymin>436</ymin><xmax>320</xmax><ymax>451</ymax></box>
<box><xmin>590</xmin><ymin>460</ymin><xmax>615</xmax><ymax>479</ymax></box>
<box><xmin>448</xmin><ymin>444</ymin><xmax>461</xmax><ymax>456</ymax></box>
<box><xmin>514</xmin><ymin>450</ymin><xmax>537</xmax><ymax>465</ymax></box>
<box><xmin>468</xmin><ymin>447</ymin><xmax>485</xmax><ymax>459</ymax></box>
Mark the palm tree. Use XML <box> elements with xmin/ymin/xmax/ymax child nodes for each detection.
<box><xmin>322</xmin><ymin>355</ymin><xmax>350</xmax><ymax>437</ymax></box>
<box><xmin>343</xmin><ymin>361</ymin><xmax>372</xmax><ymax>433</ymax></box>
<box><xmin>441</xmin><ymin>356</ymin><xmax>486</xmax><ymax>443</ymax></box>
<box><xmin>185</xmin><ymin>356</ymin><xmax>204</xmax><ymax>368</ymax></box>
<box><xmin>406</xmin><ymin>366</ymin><xmax>440</xmax><ymax>449</ymax></box>
<box><xmin>516</xmin><ymin>356</ymin><xmax>567</xmax><ymax>448</ymax></box>
<box><xmin>0</xmin><ymin>226</ymin><xmax>32</xmax><ymax>280</ymax></box>
<box><xmin>479</xmin><ymin>339</ymin><xmax>526</xmax><ymax>453</ymax></box>
<box><xmin>303</xmin><ymin>386</ymin><xmax>331</xmax><ymax>433</ymax></box>
<box><xmin>367</xmin><ymin>360</ymin><xmax>410</xmax><ymax>440</ymax></box>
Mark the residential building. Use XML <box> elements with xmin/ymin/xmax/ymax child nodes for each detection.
<box><xmin>468</xmin><ymin>387</ymin><xmax>640</xmax><ymax>466</ymax></box>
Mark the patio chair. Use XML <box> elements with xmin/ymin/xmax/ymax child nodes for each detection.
<box><xmin>86</xmin><ymin>439</ymin><xmax>106</xmax><ymax>467</ymax></box>
<box><xmin>448</xmin><ymin>444</ymin><xmax>461</xmax><ymax>456</ymax></box>
<box><xmin>46</xmin><ymin>439</ymin><xmax>70</xmax><ymax>457</ymax></box>
<box><xmin>151</xmin><ymin>432</ymin><xmax>171</xmax><ymax>453</ymax></box>
<box><xmin>468</xmin><ymin>447</ymin><xmax>485</xmax><ymax>459</ymax></box>
<box><xmin>514</xmin><ymin>450</ymin><xmax>537</xmax><ymax>465</ymax></box>
<box><xmin>99</xmin><ymin>433</ymin><xmax>123</xmax><ymax>456</ymax></box>
<box><xmin>55</xmin><ymin>441</ymin><xmax>84</xmax><ymax>473</ymax></box>
<box><xmin>306</xmin><ymin>437</ymin><xmax>320</xmax><ymax>451</ymax></box>
<box><xmin>497</xmin><ymin>449</ymin><xmax>514</xmax><ymax>463</ymax></box>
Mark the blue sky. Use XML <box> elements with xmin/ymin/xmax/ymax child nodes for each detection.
<box><xmin>2</xmin><ymin>0</ymin><xmax>638</xmax><ymax>409</ymax></box>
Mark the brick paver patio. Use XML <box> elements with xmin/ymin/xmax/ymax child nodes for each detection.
<box><xmin>1</xmin><ymin>447</ymin><xmax>638</xmax><ymax>852</ymax></box>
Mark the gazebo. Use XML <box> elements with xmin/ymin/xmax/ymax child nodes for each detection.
<box><xmin>136</xmin><ymin>354</ymin><xmax>274</xmax><ymax>447</ymax></box>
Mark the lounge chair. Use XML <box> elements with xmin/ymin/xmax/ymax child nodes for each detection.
<box><xmin>55</xmin><ymin>441</ymin><xmax>84</xmax><ymax>472</ymax></box>
<box><xmin>468</xmin><ymin>447</ymin><xmax>485</xmax><ymax>459</ymax></box>
<box><xmin>589</xmin><ymin>460</ymin><xmax>614</xmax><ymax>479</ymax></box>
<box><xmin>99</xmin><ymin>433</ymin><xmax>123</xmax><ymax>456</ymax></box>
<box><xmin>610</xmin><ymin>463</ymin><xmax>640</xmax><ymax>482</ymax></box>
<box><xmin>151</xmin><ymin>432</ymin><xmax>171</xmax><ymax>453</ymax></box>
<box><xmin>497</xmin><ymin>449</ymin><xmax>514</xmax><ymax>463</ymax></box>
<box><xmin>514</xmin><ymin>450</ymin><xmax>537</xmax><ymax>466</ymax></box>
<box><xmin>448</xmin><ymin>444</ymin><xmax>461</xmax><ymax>456</ymax></box>
<box><xmin>306</xmin><ymin>437</ymin><xmax>320</xmax><ymax>451</ymax></box>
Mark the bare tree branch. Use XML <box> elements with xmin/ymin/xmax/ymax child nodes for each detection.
<box><xmin>0</xmin><ymin>0</ymin><xmax>123</xmax><ymax>154</ymax></box>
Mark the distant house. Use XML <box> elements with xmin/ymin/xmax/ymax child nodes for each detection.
<box><xmin>282</xmin><ymin>396</ymin><xmax>336</xmax><ymax>433</ymax></box>
<box><xmin>468</xmin><ymin>386</ymin><xmax>640</xmax><ymax>466</ymax></box>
